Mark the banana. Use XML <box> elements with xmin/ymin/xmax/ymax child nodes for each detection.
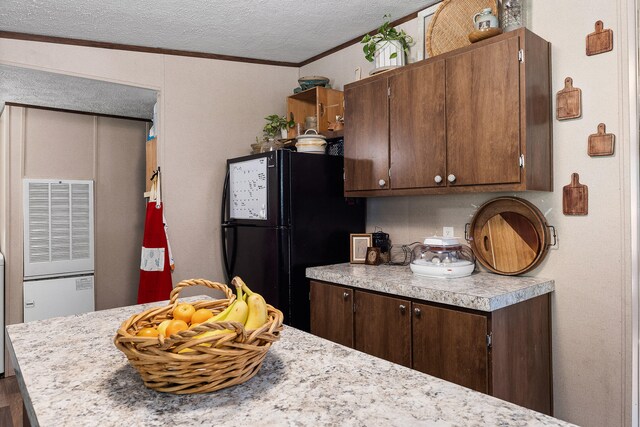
<box><xmin>225</xmin><ymin>296</ymin><xmax>249</xmax><ymax>325</ymax></box>
<box><xmin>178</xmin><ymin>285</ymin><xmax>247</xmax><ymax>353</ymax></box>
<box><xmin>204</xmin><ymin>300</ymin><xmax>236</xmax><ymax>323</ymax></box>
<box><xmin>198</xmin><ymin>284</ymin><xmax>248</xmax><ymax>335</ymax></box>
<box><xmin>245</xmin><ymin>293</ymin><xmax>268</xmax><ymax>330</ymax></box>
<box><xmin>232</xmin><ymin>276</ymin><xmax>268</xmax><ymax>330</ymax></box>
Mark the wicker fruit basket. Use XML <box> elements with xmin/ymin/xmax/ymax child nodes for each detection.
<box><xmin>114</xmin><ymin>278</ymin><xmax>284</xmax><ymax>394</ymax></box>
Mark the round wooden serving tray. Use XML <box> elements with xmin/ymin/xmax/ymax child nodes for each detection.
<box><xmin>467</xmin><ymin>197</ymin><xmax>553</xmax><ymax>275</ymax></box>
<box><xmin>426</xmin><ymin>0</ymin><xmax>498</xmax><ymax>57</ymax></box>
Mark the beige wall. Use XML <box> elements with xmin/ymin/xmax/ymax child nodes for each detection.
<box><xmin>300</xmin><ymin>1</ymin><xmax>633</xmax><ymax>426</ymax></box>
<box><xmin>0</xmin><ymin>1</ymin><xmax>634</xmax><ymax>424</ymax></box>
<box><xmin>0</xmin><ymin>106</ymin><xmax>147</xmax><ymax>324</ymax></box>
<box><xmin>0</xmin><ymin>42</ymin><xmax>298</xmax><ymax>297</ymax></box>
<box><xmin>95</xmin><ymin>116</ymin><xmax>147</xmax><ymax>309</ymax></box>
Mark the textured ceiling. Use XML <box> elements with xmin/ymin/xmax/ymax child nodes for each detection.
<box><xmin>0</xmin><ymin>1</ymin><xmax>435</xmax><ymax>120</ymax></box>
<box><xmin>0</xmin><ymin>0</ymin><xmax>433</xmax><ymax>63</ymax></box>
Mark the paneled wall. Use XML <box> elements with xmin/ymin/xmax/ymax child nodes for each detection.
<box><xmin>0</xmin><ymin>106</ymin><xmax>147</xmax><ymax>323</ymax></box>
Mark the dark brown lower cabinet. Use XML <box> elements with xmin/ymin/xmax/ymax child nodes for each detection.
<box><xmin>412</xmin><ymin>303</ymin><xmax>488</xmax><ymax>393</ymax></box>
<box><xmin>309</xmin><ymin>280</ymin><xmax>552</xmax><ymax>416</ymax></box>
<box><xmin>354</xmin><ymin>291</ymin><xmax>411</xmax><ymax>367</ymax></box>
<box><xmin>310</xmin><ymin>281</ymin><xmax>353</xmax><ymax>347</ymax></box>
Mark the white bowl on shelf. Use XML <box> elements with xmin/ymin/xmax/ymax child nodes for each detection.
<box><xmin>296</xmin><ymin>143</ymin><xmax>326</xmax><ymax>154</ymax></box>
<box><xmin>295</xmin><ymin>129</ymin><xmax>326</xmax><ymax>154</ymax></box>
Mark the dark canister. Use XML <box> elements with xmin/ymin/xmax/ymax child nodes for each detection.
<box><xmin>372</xmin><ymin>230</ymin><xmax>391</xmax><ymax>253</ymax></box>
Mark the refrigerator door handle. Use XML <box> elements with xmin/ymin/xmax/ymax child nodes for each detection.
<box><xmin>221</xmin><ymin>225</ymin><xmax>236</xmax><ymax>282</ymax></box>
<box><xmin>221</xmin><ymin>167</ymin><xmax>233</xmax><ymax>280</ymax></box>
<box><xmin>221</xmin><ymin>167</ymin><xmax>230</xmax><ymax>224</ymax></box>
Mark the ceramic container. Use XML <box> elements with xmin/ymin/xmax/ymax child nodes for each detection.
<box><xmin>298</xmin><ymin>76</ymin><xmax>330</xmax><ymax>91</ymax></box>
<box><xmin>295</xmin><ymin>129</ymin><xmax>326</xmax><ymax>154</ymax></box>
<box><xmin>473</xmin><ymin>8</ymin><xmax>499</xmax><ymax>30</ymax></box>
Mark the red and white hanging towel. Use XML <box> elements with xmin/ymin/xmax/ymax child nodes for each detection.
<box><xmin>137</xmin><ymin>175</ymin><xmax>175</xmax><ymax>304</ymax></box>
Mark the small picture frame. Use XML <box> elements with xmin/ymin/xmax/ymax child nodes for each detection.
<box><xmin>350</xmin><ymin>233</ymin><xmax>372</xmax><ymax>264</ymax></box>
<box><xmin>365</xmin><ymin>247</ymin><xmax>382</xmax><ymax>266</ymax></box>
<box><xmin>416</xmin><ymin>2</ymin><xmax>442</xmax><ymax>61</ymax></box>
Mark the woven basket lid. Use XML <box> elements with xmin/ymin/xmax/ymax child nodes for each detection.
<box><xmin>426</xmin><ymin>0</ymin><xmax>498</xmax><ymax>57</ymax></box>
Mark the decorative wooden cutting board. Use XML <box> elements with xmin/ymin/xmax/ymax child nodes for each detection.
<box><xmin>588</xmin><ymin>123</ymin><xmax>615</xmax><ymax>156</ymax></box>
<box><xmin>586</xmin><ymin>20</ymin><xmax>613</xmax><ymax>56</ymax></box>
<box><xmin>556</xmin><ymin>77</ymin><xmax>582</xmax><ymax>120</ymax></box>
<box><xmin>563</xmin><ymin>173</ymin><xmax>588</xmax><ymax>215</ymax></box>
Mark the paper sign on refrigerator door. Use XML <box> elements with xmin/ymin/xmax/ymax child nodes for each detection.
<box><xmin>229</xmin><ymin>157</ymin><xmax>268</xmax><ymax>220</ymax></box>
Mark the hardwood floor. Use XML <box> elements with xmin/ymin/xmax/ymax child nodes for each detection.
<box><xmin>0</xmin><ymin>375</ymin><xmax>28</xmax><ymax>427</ymax></box>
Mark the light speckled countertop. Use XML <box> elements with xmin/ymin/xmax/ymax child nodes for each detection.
<box><xmin>306</xmin><ymin>263</ymin><xmax>554</xmax><ymax>311</ymax></box>
<box><xmin>6</xmin><ymin>297</ymin><xmax>573</xmax><ymax>427</ymax></box>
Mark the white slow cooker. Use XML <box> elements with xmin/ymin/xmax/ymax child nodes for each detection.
<box><xmin>410</xmin><ymin>236</ymin><xmax>476</xmax><ymax>279</ymax></box>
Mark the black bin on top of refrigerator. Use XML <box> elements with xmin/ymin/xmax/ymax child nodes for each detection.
<box><xmin>221</xmin><ymin>150</ymin><xmax>365</xmax><ymax>332</ymax></box>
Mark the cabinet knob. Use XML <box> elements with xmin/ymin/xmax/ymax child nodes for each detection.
<box><xmin>414</xmin><ymin>307</ymin><xmax>421</xmax><ymax>318</ymax></box>
<box><xmin>343</xmin><ymin>292</ymin><xmax>350</xmax><ymax>300</ymax></box>
<box><xmin>378</xmin><ymin>179</ymin><xmax>386</xmax><ymax>187</ymax></box>
<box><xmin>447</xmin><ymin>174</ymin><xmax>456</xmax><ymax>183</ymax></box>
<box><xmin>434</xmin><ymin>175</ymin><xmax>443</xmax><ymax>184</ymax></box>
<box><xmin>399</xmin><ymin>304</ymin><xmax>406</xmax><ymax>314</ymax></box>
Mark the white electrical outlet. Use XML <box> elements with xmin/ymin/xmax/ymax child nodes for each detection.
<box><xmin>443</xmin><ymin>227</ymin><xmax>454</xmax><ymax>238</ymax></box>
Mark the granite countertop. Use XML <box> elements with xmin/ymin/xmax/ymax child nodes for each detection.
<box><xmin>6</xmin><ymin>297</ymin><xmax>574</xmax><ymax>427</ymax></box>
<box><xmin>306</xmin><ymin>263</ymin><xmax>554</xmax><ymax>311</ymax></box>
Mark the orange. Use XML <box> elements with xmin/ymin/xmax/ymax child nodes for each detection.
<box><xmin>191</xmin><ymin>308</ymin><xmax>214</xmax><ymax>324</ymax></box>
<box><xmin>137</xmin><ymin>327</ymin><xmax>159</xmax><ymax>338</ymax></box>
<box><xmin>173</xmin><ymin>303</ymin><xmax>196</xmax><ymax>323</ymax></box>
<box><xmin>165</xmin><ymin>319</ymin><xmax>188</xmax><ymax>337</ymax></box>
<box><xmin>189</xmin><ymin>322</ymin><xmax>201</xmax><ymax>330</ymax></box>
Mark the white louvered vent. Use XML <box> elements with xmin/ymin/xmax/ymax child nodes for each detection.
<box><xmin>24</xmin><ymin>179</ymin><xmax>94</xmax><ymax>278</ymax></box>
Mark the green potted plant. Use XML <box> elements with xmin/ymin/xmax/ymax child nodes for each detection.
<box><xmin>263</xmin><ymin>114</ymin><xmax>295</xmax><ymax>140</ymax></box>
<box><xmin>361</xmin><ymin>14</ymin><xmax>414</xmax><ymax>73</ymax></box>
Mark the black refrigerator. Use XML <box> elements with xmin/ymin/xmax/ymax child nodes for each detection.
<box><xmin>221</xmin><ymin>150</ymin><xmax>365</xmax><ymax>332</ymax></box>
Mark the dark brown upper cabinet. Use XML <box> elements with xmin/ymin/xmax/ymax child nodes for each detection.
<box><xmin>343</xmin><ymin>28</ymin><xmax>552</xmax><ymax>197</ymax></box>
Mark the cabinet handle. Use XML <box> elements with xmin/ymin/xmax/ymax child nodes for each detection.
<box><xmin>447</xmin><ymin>174</ymin><xmax>456</xmax><ymax>183</ymax></box>
<box><xmin>343</xmin><ymin>292</ymin><xmax>350</xmax><ymax>300</ymax></box>
<box><xmin>399</xmin><ymin>304</ymin><xmax>406</xmax><ymax>314</ymax></box>
<box><xmin>434</xmin><ymin>175</ymin><xmax>443</xmax><ymax>184</ymax></box>
<box><xmin>414</xmin><ymin>307</ymin><xmax>421</xmax><ymax>318</ymax></box>
<box><xmin>378</xmin><ymin>179</ymin><xmax>386</xmax><ymax>187</ymax></box>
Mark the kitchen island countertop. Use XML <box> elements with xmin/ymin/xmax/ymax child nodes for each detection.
<box><xmin>306</xmin><ymin>263</ymin><xmax>554</xmax><ymax>311</ymax></box>
<box><xmin>7</xmin><ymin>296</ymin><xmax>573</xmax><ymax>427</ymax></box>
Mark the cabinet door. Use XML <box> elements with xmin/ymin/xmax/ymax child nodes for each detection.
<box><xmin>344</xmin><ymin>78</ymin><xmax>389</xmax><ymax>192</ymax></box>
<box><xmin>390</xmin><ymin>60</ymin><xmax>446</xmax><ymax>189</ymax></box>
<box><xmin>354</xmin><ymin>290</ymin><xmax>411</xmax><ymax>367</ymax></box>
<box><xmin>446</xmin><ymin>36</ymin><xmax>521</xmax><ymax>186</ymax></box>
<box><xmin>412</xmin><ymin>302</ymin><xmax>489</xmax><ymax>393</ymax></box>
<box><xmin>310</xmin><ymin>281</ymin><xmax>354</xmax><ymax>347</ymax></box>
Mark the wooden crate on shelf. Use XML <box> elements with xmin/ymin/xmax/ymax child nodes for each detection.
<box><xmin>287</xmin><ymin>87</ymin><xmax>344</xmax><ymax>138</ymax></box>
